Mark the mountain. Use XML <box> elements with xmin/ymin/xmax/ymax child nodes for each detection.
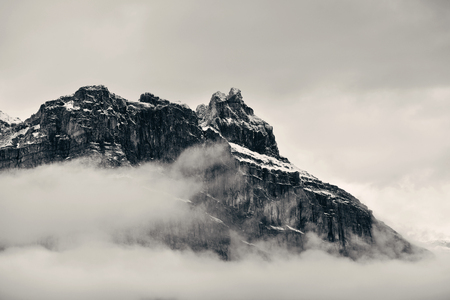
<box><xmin>0</xmin><ymin>85</ymin><xmax>426</xmax><ymax>260</ymax></box>
<box><xmin>0</xmin><ymin>111</ymin><xmax>21</xmax><ymax>132</ymax></box>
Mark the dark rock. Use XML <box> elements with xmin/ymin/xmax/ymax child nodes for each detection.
<box><xmin>0</xmin><ymin>85</ymin><xmax>203</xmax><ymax>168</ymax></box>
<box><xmin>197</xmin><ymin>88</ymin><xmax>285</xmax><ymax>160</ymax></box>
<box><xmin>0</xmin><ymin>85</ymin><xmax>426</xmax><ymax>260</ymax></box>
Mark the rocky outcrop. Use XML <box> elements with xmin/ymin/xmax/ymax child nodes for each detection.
<box><xmin>197</xmin><ymin>88</ymin><xmax>284</xmax><ymax>160</ymax></box>
<box><xmin>0</xmin><ymin>85</ymin><xmax>426</xmax><ymax>260</ymax></box>
<box><xmin>0</xmin><ymin>111</ymin><xmax>21</xmax><ymax>133</ymax></box>
<box><xmin>0</xmin><ymin>85</ymin><xmax>202</xmax><ymax>168</ymax></box>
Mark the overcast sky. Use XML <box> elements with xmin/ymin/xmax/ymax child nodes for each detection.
<box><xmin>1</xmin><ymin>0</ymin><xmax>449</xmax><ymax>241</ymax></box>
<box><xmin>1</xmin><ymin>2</ymin><xmax>450</xmax><ymax>299</ymax></box>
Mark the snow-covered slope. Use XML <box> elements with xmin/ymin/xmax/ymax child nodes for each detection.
<box><xmin>0</xmin><ymin>111</ymin><xmax>21</xmax><ymax>125</ymax></box>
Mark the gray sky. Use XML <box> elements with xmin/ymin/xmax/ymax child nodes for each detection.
<box><xmin>1</xmin><ymin>0</ymin><xmax>449</xmax><ymax>240</ymax></box>
<box><xmin>1</xmin><ymin>2</ymin><xmax>450</xmax><ymax>298</ymax></box>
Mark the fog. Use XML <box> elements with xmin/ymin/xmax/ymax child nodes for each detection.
<box><xmin>1</xmin><ymin>242</ymin><xmax>449</xmax><ymax>300</ymax></box>
<box><xmin>0</xmin><ymin>160</ymin><xmax>200</xmax><ymax>246</ymax></box>
<box><xmin>0</xmin><ymin>157</ymin><xmax>449</xmax><ymax>300</ymax></box>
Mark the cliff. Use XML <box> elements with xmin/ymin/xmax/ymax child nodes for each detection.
<box><xmin>0</xmin><ymin>85</ymin><xmax>425</xmax><ymax>260</ymax></box>
<box><xmin>0</xmin><ymin>86</ymin><xmax>202</xmax><ymax>168</ymax></box>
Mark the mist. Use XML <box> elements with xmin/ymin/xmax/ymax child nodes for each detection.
<box><xmin>0</xmin><ymin>160</ymin><xmax>200</xmax><ymax>246</ymax></box>
<box><xmin>0</xmin><ymin>153</ymin><xmax>449</xmax><ymax>300</ymax></box>
<box><xmin>1</xmin><ymin>237</ymin><xmax>449</xmax><ymax>300</ymax></box>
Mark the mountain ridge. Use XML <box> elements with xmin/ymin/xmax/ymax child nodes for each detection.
<box><xmin>0</xmin><ymin>85</ymin><xmax>426</xmax><ymax>260</ymax></box>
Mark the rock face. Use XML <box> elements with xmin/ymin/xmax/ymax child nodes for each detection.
<box><xmin>0</xmin><ymin>111</ymin><xmax>21</xmax><ymax>132</ymax></box>
<box><xmin>197</xmin><ymin>88</ymin><xmax>282</xmax><ymax>159</ymax></box>
<box><xmin>0</xmin><ymin>86</ymin><xmax>202</xmax><ymax>168</ymax></box>
<box><xmin>0</xmin><ymin>85</ymin><xmax>425</xmax><ymax>260</ymax></box>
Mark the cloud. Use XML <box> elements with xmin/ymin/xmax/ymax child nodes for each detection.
<box><xmin>2</xmin><ymin>1</ymin><xmax>450</xmax><ymax>119</ymax></box>
<box><xmin>0</xmin><ymin>146</ymin><xmax>448</xmax><ymax>299</ymax></box>
<box><xmin>333</xmin><ymin>178</ymin><xmax>450</xmax><ymax>246</ymax></box>
<box><xmin>262</xmin><ymin>86</ymin><xmax>450</xmax><ymax>187</ymax></box>
<box><xmin>0</xmin><ymin>160</ymin><xmax>200</xmax><ymax>246</ymax></box>
<box><xmin>0</xmin><ymin>1</ymin><xmax>449</xmax><ymax>297</ymax></box>
<box><xmin>0</xmin><ymin>241</ymin><xmax>449</xmax><ymax>300</ymax></box>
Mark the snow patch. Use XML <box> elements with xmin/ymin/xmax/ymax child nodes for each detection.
<box><xmin>286</xmin><ymin>225</ymin><xmax>304</xmax><ymax>234</ymax></box>
<box><xmin>269</xmin><ymin>225</ymin><xmax>285</xmax><ymax>231</ymax></box>
<box><xmin>64</xmin><ymin>101</ymin><xmax>74</xmax><ymax>110</ymax></box>
<box><xmin>206</xmin><ymin>213</ymin><xmax>228</xmax><ymax>227</ymax></box>
<box><xmin>303</xmin><ymin>187</ymin><xmax>336</xmax><ymax>198</ymax></box>
<box><xmin>0</xmin><ymin>111</ymin><xmax>21</xmax><ymax>125</ymax></box>
<box><xmin>0</xmin><ymin>127</ymin><xmax>30</xmax><ymax>148</ymax></box>
<box><xmin>229</xmin><ymin>142</ymin><xmax>315</xmax><ymax>179</ymax></box>
<box><xmin>241</xmin><ymin>240</ymin><xmax>257</xmax><ymax>247</ymax></box>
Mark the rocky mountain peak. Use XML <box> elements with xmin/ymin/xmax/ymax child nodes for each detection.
<box><xmin>228</xmin><ymin>87</ymin><xmax>241</xmax><ymax>98</ymax></box>
<box><xmin>0</xmin><ymin>110</ymin><xmax>21</xmax><ymax>133</ymax></box>
<box><xmin>197</xmin><ymin>88</ymin><xmax>283</xmax><ymax>160</ymax></box>
<box><xmin>207</xmin><ymin>88</ymin><xmax>253</xmax><ymax>117</ymax></box>
<box><xmin>139</xmin><ymin>92</ymin><xmax>170</xmax><ymax>106</ymax></box>
<box><xmin>211</xmin><ymin>91</ymin><xmax>227</xmax><ymax>102</ymax></box>
<box><xmin>0</xmin><ymin>85</ymin><xmax>425</xmax><ymax>261</ymax></box>
<box><xmin>73</xmin><ymin>85</ymin><xmax>111</xmax><ymax>101</ymax></box>
<box><xmin>0</xmin><ymin>111</ymin><xmax>21</xmax><ymax>126</ymax></box>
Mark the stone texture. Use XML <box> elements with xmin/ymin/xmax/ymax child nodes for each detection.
<box><xmin>0</xmin><ymin>85</ymin><xmax>203</xmax><ymax>168</ymax></box>
<box><xmin>0</xmin><ymin>85</ymin><xmax>426</xmax><ymax>260</ymax></box>
<box><xmin>197</xmin><ymin>88</ymin><xmax>284</xmax><ymax>160</ymax></box>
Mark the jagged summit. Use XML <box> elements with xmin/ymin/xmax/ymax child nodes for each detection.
<box><xmin>0</xmin><ymin>111</ymin><xmax>21</xmax><ymax>127</ymax></box>
<box><xmin>0</xmin><ymin>111</ymin><xmax>21</xmax><ymax>135</ymax></box>
<box><xmin>0</xmin><ymin>86</ymin><xmax>201</xmax><ymax>167</ymax></box>
<box><xmin>0</xmin><ymin>85</ymin><xmax>426</xmax><ymax>260</ymax></box>
<box><xmin>73</xmin><ymin>85</ymin><xmax>111</xmax><ymax>100</ymax></box>
<box><xmin>197</xmin><ymin>88</ymin><xmax>284</xmax><ymax>160</ymax></box>
<box><xmin>209</xmin><ymin>87</ymin><xmax>244</xmax><ymax>103</ymax></box>
<box><xmin>203</xmin><ymin>88</ymin><xmax>253</xmax><ymax>118</ymax></box>
<box><xmin>139</xmin><ymin>92</ymin><xmax>170</xmax><ymax>106</ymax></box>
<box><xmin>229</xmin><ymin>87</ymin><xmax>241</xmax><ymax>98</ymax></box>
<box><xmin>77</xmin><ymin>84</ymin><xmax>109</xmax><ymax>92</ymax></box>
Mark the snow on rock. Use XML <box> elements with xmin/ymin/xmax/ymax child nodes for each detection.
<box><xmin>206</xmin><ymin>213</ymin><xmax>228</xmax><ymax>227</ymax></box>
<box><xmin>269</xmin><ymin>225</ymin><xmax>285</xmax><ymax>231</ymax></box>
<box><xmin>0</xmin><ymin>111</ymin><xmax>21</xmax><ymax>125</ymax></box>
<box><xmin>0</xmin><ymin>85</ymin><xmax>425</xmax><ymax>260</ymax></box>
<box><xmin>286</xmin><ymin>225</ymin><xmax>304</xmax><ymax>234</ymax></box>
<box><xmin>268</xmin><ymin>225</ymin><xmax>304</xmax><ymax>234</ymax></box>
<box><xmin>196</xmin><ymin>88</ymin><xmax>282</xmax><ymax>158</ymax></box>
<box><xmin>303</xmin><ymin>187</ymin><xmax>335</xmax><ymax>197</ymax></box>
<box><xmin>229</xmin><ymin>142</ymin><xmax>316</xmax><ymax>179</ymax></box>
<box><xmin>63</xmin><ymin>100</ymin><xmax>80</xmax><ymax>111</ymax></box>
<box><xmin>228</xmin><ymin>87</ymin><xmax>241</xmax><ymax>97</ymax></box>
<box><xmin>241</xmin><ymin>240</ymin><xmax>257</xmax><ymax>247</ymax></box>
<box><xmin>0</xmin><ymin>127</ymin><xmax>30</xmax><ymax>147</ymax></box>
<box><xmin>211</xmin><ymin>91</ymin><xmax>227</xmax><ymax>102</ymax></box>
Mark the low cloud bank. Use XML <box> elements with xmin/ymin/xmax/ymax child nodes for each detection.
<box><xmin>0</xmin><ymin>161</ymin><xmax>200</xmax><ymax>246</ymax></box>
<box><xmin>0</xmin><ymin>156</ymin><xmax>449</xmax><ymax>300</ymax></box>
<box><xmin>331</xmin><ymin>178</ymin><xmax>450</xmax><ymax>246</ymax></box>
<box><xmin>0</xmin><ymin>242</ymin><xmax>449</xmax><ymax>300</ymax></box>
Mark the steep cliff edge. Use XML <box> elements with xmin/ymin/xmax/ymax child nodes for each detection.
<box><xmin>0</xmin><ymin>86</ymin><xmax>202</xmax><ymax>168</ymax></box>
<box><xmin>0</xmin><ymin>86</ymin><xmax>425</xmax><ymax>260</ymax></box>
<box><xmin>196</xmin><ymin>88</ymin><xmax>283</xmax><ymax>160</ymax></box>
<box><xmin>193</xmin><ymin>88</ymin><xmax>422</xmax><ymax>259</ymax></box>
